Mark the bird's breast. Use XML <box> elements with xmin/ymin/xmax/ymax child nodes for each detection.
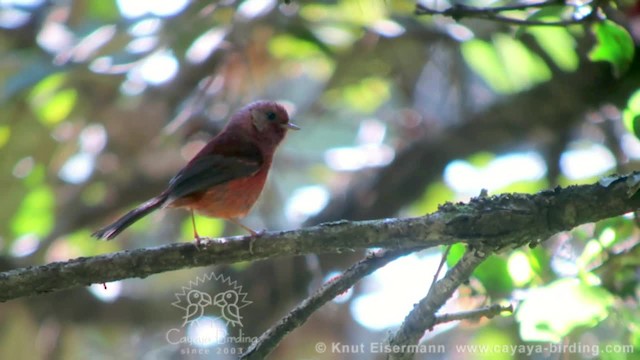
<box><xmin>169</xmin><ymin>165</ymin><xmax>270</xmax><ymax>220</ymax></box>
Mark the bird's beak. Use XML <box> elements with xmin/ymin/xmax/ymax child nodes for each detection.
<box><xmin>282</xmin><ymin>122</ymin><xmax>300</xmax><ymax>130</ymax></box>
<box><xmin>202</xmin><ymin>293</ymin><xmax>213</xmax><ymax>306</ymax></box>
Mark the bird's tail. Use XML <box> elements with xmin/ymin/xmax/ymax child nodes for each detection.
<box><xmin>92</xmin><ymin>194</ymin><xmax>167</xmax><ymax>240</ymax></box>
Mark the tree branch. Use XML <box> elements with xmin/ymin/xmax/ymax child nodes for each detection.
<box><xmin>415</xmin><ymin>1</ymin><xmax>601</xmax><ymax>27</ymax></box>
<box><xmin>387</xmin><ymin>248</ymin><xmax>487</xmax><ymax>360</ymax></box>
<box><xmin>434</xmin><ymin>303</ymin><xmax>514</xmax><ymax>326</ymax></box>
<box><xmin>2</xmin><ymin>172</ymin><xmax>640</xmax><ymax>304</ymax></box>
<box><xmin>307</xmin><ymin>52</ymin><xmax>640</xmax><ymax>225</ymax></box>
<box><xmin>241</xmin><ymin>248</ymin><xmax>419</xmax><ymax>360</ymax></box>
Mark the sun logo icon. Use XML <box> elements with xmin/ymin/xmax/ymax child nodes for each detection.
<box><xmin>171</xmin><ymin>272</ymin><xmax>252</xmax><ymax>328</ymax></box>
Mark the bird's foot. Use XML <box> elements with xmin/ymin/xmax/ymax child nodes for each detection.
<box><xmin>194</xmin><ymin>236</ymin><xmax>204</xmax><ymax>251</ymax></box>
<box><xmin>248</xmin><ymin>229</ymin><xmax>266</xmax><ymax>255</ymax></box>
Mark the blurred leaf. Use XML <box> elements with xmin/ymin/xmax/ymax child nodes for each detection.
<box><xmin>471</xmin><ymin>327</ymin><xmax>514</xmax><ymax>360</ymax></box>
<box><xmin>300</xmin><ymin>0</ymin><xmax>387</xmax><ymax>25</ymax></box>
<box><xmin>623</xmin><ymin>89</ymin><xmax>640</xmax><ymax>139</ymax></box>
<box><xmin>468</xmin><ymin>152</ymin><xmax>495</xmax><ymax>168</ymax></box>
<box><xmin>497</xmin><ymin>179</ymin><xmax>548</xmax><ymax>195</ymax></box>
<box><xmin>589</xmin><ymin>20</ymin><xmax>635</xmax><ymax>77</ymax></box>
<box><xmin>597</xmin><ymin>226</ymin><xmax>617</xmax><ymax>248</ymax></box>
<box><xmin>494</xmin><ymin>34</ymin><xmax>551</xmax><ymax>90</ymax></box>
<box><xmin>29</xmin><ymin>73</ymin><xmax>77</xmax><ymax>126</ymax></box>
<box><xmin>327</xmin><ymin>76</ymin><xmax>391</xmax><ymax>113</ymax></box>
<box><xmin>67</xmin><ymin>229</ymin><xmax>119</xmax><ymax>255</ymax></box>
<box><xmin>269</xmin><ymin>34</ymin><xmax>326</xmax><ymax>60</ymax></box>
<box><xmin>508</xmin><ymin>250</ymin><xmax>534</xmax><ymax>287</ymax></box>
<box><xmin>524</xmin><ymin>5</ymin><xmax>566</xmax><ymax>23</ymax></box>
<box><xmin>23</xmin><ymin>163</ymin><xmax>46</xmax><ymax>188</ymax></box>
<box><xmin>599</xmin><ymin>341</ymin><xmax>636</xmax><ymax>360</ymax></box>
<box><xmin>10</xmin><ymin>184</ymin><xmax>55</xmax><ymax>237</ymax></box>
<box><xmin>577</xmin><ymin>239</ymin><xmax>603</xmax><ymax>269</ymax></box>
<box><xmin>517</xmin><ymin>278</ymin><xmax>613</xmax><ymax>342</ymax></box>
<box><xmin>527</xmin><ymin>26</ymin><xmax>579</xmax><ymax>72</ymax></box>
<box><xmin>474</xmin><ymin>255</ymin><xmax>514</xmax><ymax>294</ymax></box>
<box><xmin>409</xmin><ymin>181</ymin><xmax>455</xmax><ymax>215</ymax></box>
<box><xmin>181</xmin><ymin>215</ymin><xmax>224</xmax><ymax>240</ymax></box>
<box><xmin>462</xmin><ymin>39</ymin><xmax>512</xmax><ymax>93</ymax></box>
<box><xmin>595</xmin><ymin>217</ymin><xmax>634</xmax><ymax>246</ymax></box>
<box><xmin>446</xmin><ymin>243</ymin><xmax>466</xmax><ymax>267</ymax></box>
<box><xmin>0</xmin><ymin>125</ymin><xmax>9</xmax><ymax>149</ymax></box>
<box><xmin>522</xmin><ymin>246</ymin><xmax>551</xmax><ymax>281</ymax></box>
<box><xmin>446</xmin><ymin>244</ymin><xmax>513</xmax><ymax>293</ymax></box>
<box><xmin>29</xmin><ymin>72</ymin><xmax>66</xmax><ymax>99</ymax></box>
<box><xmin>88</xmin><ymin>0</ymin><xmax>120</xmax><ymax>21</ymax></box>
<box><xmin>464</xmin><ymin>33</ymin><xmax>559</xmax><ymax>94</ymax></box>
<box><xmin>35</xmin><ymin>88</ymin><xmax>78</xmax><ymax>126</ymax></box>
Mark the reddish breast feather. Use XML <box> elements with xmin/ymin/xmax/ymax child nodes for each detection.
<box><xmin>169</xmin><ymin>164</ymin><xmax>270</xmax><ymax>219</ymax></box>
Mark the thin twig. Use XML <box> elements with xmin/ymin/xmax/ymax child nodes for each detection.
<box><xmin>387</xmin><ymin>249</ymin><xmax>488</xmax><ymax>360</ymax></box>
<box><xmin>241</xmin><ymin>247</ymin><xmax>421</xmax><ymax>360</ymax></box>
<box><xmin>434</xmin><ymin>303</ymin><xmax>514</xmax><ymax>325</ymax></box>
<box><xmin>428</xmin><ymin>245</ymin><xmax>451</xmax><ymax>296</ymax></box>
<box><xmin>415</xmin><ymin>2</ymin><xmax>600</xmax><ymax>27</ymax></box>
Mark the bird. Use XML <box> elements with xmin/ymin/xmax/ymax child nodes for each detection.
<box><xmin>213</xmin><ymin>290</ymin><xmax>243</xmax><ymax>327</ymax></box>
<box><xmin>182</xmin><ymin>289</ymin><xmax>213</xmax><ymax>327</ymax></box>
<box><xmin>92</xmin><ymin>101</ymin><xmax>299</xmax><ymax>244</ymax></box>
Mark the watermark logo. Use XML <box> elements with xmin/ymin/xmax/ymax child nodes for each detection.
<box><xmin>171</xmin><ymin>272</ymin><xmax>252</xmax><ymax>328</ymax></box>
<box><xmin>166</xmin><ymin>272</ymin><xmax>253</xmax><ymax>350</ymax></box>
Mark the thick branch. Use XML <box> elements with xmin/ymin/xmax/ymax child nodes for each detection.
<box><xmin>2</xmin><ymin>172</ymin><xmax>640</xmax><ymax>302</ymax></box>
<box><xmin>309</xmin><ymin>52</ymin><xmax>640</xmax><ymax>225</ymax></box>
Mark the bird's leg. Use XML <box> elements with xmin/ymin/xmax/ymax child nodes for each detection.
<box><xmin>229</xmin><ymin>218</ymin><xmax>259</xmax><ymax>236</ymax></box>
<box><xmin>228</xmin><ymin>218</ymin><xmax>265</xmax><ymax>254</ymax></box>
<box><xmin>191</xmin><ymin>210</ymin><xmax>202</xmax><ymax>248</ymax></box>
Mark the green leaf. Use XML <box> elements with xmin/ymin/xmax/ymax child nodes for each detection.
<box><xmin>88</xmin><ymin>0</ymin><xmax>119</xmax><ymax>21</ymax></box>
<box><xmin>493</xmin><ymin>34</ymin><xmax>551</xmax><ymax>89</ymax></box>
<box><xmin>341</xmin><ymin>77</ymin><xmax>390</xmax><ymax>113</ymax></box>
<box><xmin>589</xmin><ymin>20</ymin><xmax>635</xmax><ymax>77</ymax></box>
<box><xmin>462</xmin><ymin>39</ymin><xmax>512</xmax><ymax>93</ymax></box>
<box><xmin>34</xmin><ymin>88</ymin><xmax>78</xmax><ymax>126</ymax></box>
<box><xmin>269</xmin><ymin>35</ymin><xmax>326</xmax><ymax>60</ymax></box>
<box><xmin>474</xmin><ymin>255</ymin><xmax>514</xmax><ymax>294</ymax></box>
<box><xmin>181</xmin><ymin>215</ymin><xmax>224</xmax><ymax>240</ymax></box>
<box><xmin>10</xmin><ymin>185</ymin><xmax>55</xmax><ymax>237</ymax></box>
<box><xmin>517</xmin><ymin>278</ymin><xmax>613</xmax><ymax>342</ymax></box>
<box><xmin>623</xmin><ymin>90</ymin><xmax>640</xmax><ymax>139</ymax></box>
<box><xmin>408</xmin><ymin>181</ymin><xmax>454</xmax><ymax>215</ymax></box>
<box><xmin>470</xmin><ymin>328</ymin><xmax>515</xmax><ymax>360</ymax></box>
<box><xmin>508</xmin><ymin>250</ymin><xmax>534</xmax><ymax>287</ymax></box>
<box><xmin>28</xmin><ymin>73</ymin><xmax>77</xmax><ymax>126</ymax></box>
<box><xmin>0</xmin><ymin>126</ymin><xmax>10</xmax><ymax>149</ymax></box>
<box><xmin>527</xmin><ymin>26</ymin><xmax>579</xmax><ymax>72</ymax></box>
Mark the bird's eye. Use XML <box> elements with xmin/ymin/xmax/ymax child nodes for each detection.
<box><xmin>266</xmin><ymin>111</ymin><xmax>276</xmax><ymax>121</ymax></box>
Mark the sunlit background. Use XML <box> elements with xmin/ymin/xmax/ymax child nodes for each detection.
<box><xmin>1</xmin><ymin>0</ymin><xmax>639</xmax><ymax>359</ymax></box>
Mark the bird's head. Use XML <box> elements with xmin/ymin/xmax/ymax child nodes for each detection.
<box><xmin>187</xmin><ymin>289</ymin><xmax>212</xmax><ymax>307</ymax></box>
<box><xmin>230</xmin><ymin>101</ymin><xmax>299</xmax><ymax>150</ymax></box>
<box><xmin>214</xmin><ymin>290</ymin><xmax>239</xmax><ymax>307</ymax></box>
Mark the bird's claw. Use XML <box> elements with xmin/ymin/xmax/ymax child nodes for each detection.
<box><xmin>194</xmin><ymin>236</ymin><xmax>205</xmax><ymax>250</ymax></box>
<box><xmin>247</xmin><ymin>229</ymin><xmax>265</xmax><ymax>254</ymax></box>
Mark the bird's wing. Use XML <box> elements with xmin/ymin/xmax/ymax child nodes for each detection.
<box><xmin>184</xmin><ymin>303</ymin><xmax>200</xmax><ymax>323</ymax></box>
<box><xmin>167</xmin><ymin>142</ymin><xmax>263</xmax><ymax>200</ymax></box>
<box><xmin>224</xmin><ymin>304</ymin><xmax>242</xmax><ymax>325</ymax></box>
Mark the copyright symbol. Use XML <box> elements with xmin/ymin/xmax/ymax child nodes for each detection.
<box><xmin>315</xmin><ymin>342</ymin><xmax>327</xmax><ymax>353</ymax></box>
